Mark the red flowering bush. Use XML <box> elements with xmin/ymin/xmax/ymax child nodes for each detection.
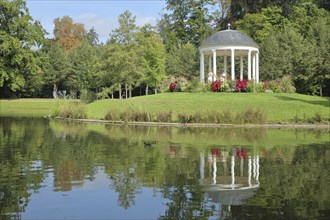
<box><xmin>235</xmin><ymin>80</ymin><xmax>248</xmax><ymax>92</ymax></box>
<box><xmin>169</xmin><ymin>81</ymin><xmax>182</xmax><ymax>92</ymax></box>
<box><xmin>211</xmin><ymin>80</ymin><xmax>221</xmax><ymax>92</ymax></box>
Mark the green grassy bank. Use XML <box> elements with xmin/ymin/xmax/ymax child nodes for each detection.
<box><xmin>1</xmin><ymin>93</ymin><xmax>329</xmax><ymax>124</ymax></box>
<box><xmin>0</xmin><ymin>99</ymin><xmax>56</xmax><ymax>117</ymax></box>
<box><xmin>87</xmin><ymin>93</ymin><xmax>329</xmax><ymax>124</ymax></box>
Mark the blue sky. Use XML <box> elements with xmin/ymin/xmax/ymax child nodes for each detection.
<box><xmin>26</xmin><ymin>0</ymin><xmax>167</xmax><ymax>42</ymax></box>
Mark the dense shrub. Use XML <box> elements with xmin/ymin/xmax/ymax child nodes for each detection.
<box><xmin>211</xmin><ymin>80</ymin><xmax>221</xmax><ymax>92</ymax></box>
<box><xmin>51</xmin><ymin>101</ymin><xmax>86</xmax><ymax>119</ymax></box>
<box><xmin>178</xmin><ymin>113</ymin><xmax>194</xmax><ymax>123</ymax></box>
<box><xmin>235</xmin><ymin>80</ymin><xmax>248</xmax><ymax>92</ymax></box>
<box><xmin>157</xmin><ymin>111</ymin><xmax>173</xmax><ymax>122</ymax></box>
<box><xmin>105</xmin><ymin>109</ymin><xmax>121</xmax><ymax>121</ymax></box>
<box><xmin>80</xmin><ymin>89</ymin><xmax>96</xmax><ymax>104</ymax></box>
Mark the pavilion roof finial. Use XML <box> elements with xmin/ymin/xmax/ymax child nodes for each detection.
<box><xmin>227</xmin><ymin>23</ymin><xmax>231</xmax><ymax>30</ymax></box>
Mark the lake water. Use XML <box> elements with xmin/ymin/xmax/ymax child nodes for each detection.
<box><xmin>0</xmin><ymin>117</ymin><xmax>329</xmax><ymax>219</ymax></box>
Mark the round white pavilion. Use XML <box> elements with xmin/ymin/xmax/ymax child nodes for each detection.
<box><xmin>199</xmin><ymin>27</ymin><xmax>260</xmax><ymax>83</ymax></box>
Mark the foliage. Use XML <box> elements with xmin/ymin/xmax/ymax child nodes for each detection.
<box><xmin>53</xmin><ymin>16</ymin><xmax>86</xmax><ymax>51</ymax></box>
<box><xmin>156</xmin><ymin>111</ymin><xmax>173</xmax><ymax>122</ymax></box>
<box><xmin>137</xmin><ymin>25</ymin><xmax>166</xmax><ymax>95</ymax></box>
<box><xmin>0</xmin><ymin>0</ymin><xmax>47</xmax><ymax>98</ymax></box>
<box><xmin>165</xmin><ymin>43</ymin><xmax>199</xmax><ymax>79</ymax></box>
<box><xmin>211</xmin><ymin>80</ymin><xmax>221</xmax><ymax>92</ymax></box>
<box><xmin>108</xmin><ymin>10</ymin><xmax>137</xmax><ymax>45</ymax></box>
<box><xmin>235</xmin><ymin>80</ymin><xmax>248</xmax><ymax>92</ymax></box>
<box><xmin>43</xmin><ymin>43</ymin><xmax>69</xmax><ymax>98</ymax></box>
<box><xmin>80</xmin><ymin>89</ymin><xmax>96</xmax><ymax>104</ymax></box>
<box><xmin>160</xmin><ymin>0</ymin><xmax>214</xmax><ymax>48</ymax></box>
<box><xmin>51</xmin><ymin>101</ymin><xmax>86</xmax><ymax>119</ymax></box>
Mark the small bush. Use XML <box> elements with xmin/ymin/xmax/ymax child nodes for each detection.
<box><xmin>120</xmin><ymin>110</ymin><xmax>133</xmax><ymax>123</ymax></box>
<box><xmin>186</xmin><ymin>80</ymin><xmax>206</xmax><ymax>93</ymax></box>
<box><xmin>132</xmin><ymin>110</ymin><xmax>152</xmax><ymax>122</ymax></box>
<box><xmin>178</xmin><ymin>113</ymin><xmax>193</xmax><ymax>123</ymax></box>
<box><xmin>222</xmin><ymin>110</ymin><xmax>234</xmax><ymax>124</ymax></box>
<box><xmin>51</xmin><ymin>101</ymin><xmax>86</xmax><ymax>119</ymax></box>
<box><xmin>240</xmin><ymin>108</ymin><xmax>266</xmax><ymax>124</ymax></box>
<box><xmin>235</xmin><ymin>80</ymin><xmax>248</xmax><ymax>92</ymax></box>
<box><xmin>205</xmin><ymin>111</ymin><xmax>223</xmax><ymax>124</ymax></box>
<box><xmin>80</xmin><ymin>89</ymin><xmax>96</xmax><ymax>104</ymax></box>
<box><xmin>105</xmin><ymin>110</ymin><xmax>120</xmax><ymax>121</ymax></box>
<box><xmin>281</xmin><ymin>76</ymin><xmax>296</xmax><ymax>93</ymax></box>
<box><xmin>193</xmin><ymin>112</ymin><xmax>204</xmax><ymax>123</ymax></box>
<box><xmin>157</xmin><ymin>111</ymin><xmax>173</xmax><ymax>122</ymax></box>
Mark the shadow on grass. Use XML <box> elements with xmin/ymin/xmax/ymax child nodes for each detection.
<box><xmin>275</xmin><ymin>95</ymin><xmax>330</xmax><ymax>108</ymax></box>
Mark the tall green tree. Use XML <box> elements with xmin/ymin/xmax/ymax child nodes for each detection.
<box><xmin>137</xmin><ymin>25</ymin><xmax>166</xmax><ymax>95</ymax></box>
<box><xmin>108</xmin><ymin>10</ymin><xmax>137</xmax><ymax>45</ymax></box>
<box><xmin>160</xmin><ymin>0</ymin><xmax>214</xmax><ymax>48</ymax></box>
<box><xmin>165</xmin><ymin>43</ymin><xmax>198</xmax><ymax>80</ymax></box>
<box><xmin>66</xmin><ymin>39</ymin><xmax>99</xmax><ymax>97</ymax></box>
<box><xmin>0</xmin><ymin>0</ymin><xmax>46</xmax><ymax>98</ymax></box>
<box><xmin>43</xmin><ymin>43</ymin><xmax>69</xmax><ymax>98</ymax></box>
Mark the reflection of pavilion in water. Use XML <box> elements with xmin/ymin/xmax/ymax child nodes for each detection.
<box><xmin>199</xmin><ymin>147</ymin><xmax>260</xmax><ymax>217</ymax></box>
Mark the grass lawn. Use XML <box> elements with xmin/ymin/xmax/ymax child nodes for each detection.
<box><xmin>86</xmin><ymin>92</ymin><xmax>330</xmax><ymax>123</ymax></box>
<box><xmin>0</xmin><ymin>98</ymin><xmax>57</xmax><ymax>117</ymax></box>
<box><xmin>1</xmin><ymin>93</ymin><xmax>329</xmax><ymax>124</ymax></box>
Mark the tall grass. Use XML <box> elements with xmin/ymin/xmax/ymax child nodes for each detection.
<box><xmin>104</xmin><ymin>107</ymin><xmax>267</xmax><ymax>124</ymax></box>
<box><xmin>51</xmin><ymin>101</ymin><xmax>86</xmax><ymax>119</ymax></box>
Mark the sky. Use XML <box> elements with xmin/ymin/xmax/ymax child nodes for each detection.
<box><xmin>26</xmin><ymin>0</ymin><xmax>167</xmax><ymax>43</ymax></box>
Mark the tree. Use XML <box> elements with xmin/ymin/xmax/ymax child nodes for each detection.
<box><xmin>43</xmin><ymin>43</ymin><xmax>69</xmax><ymax>98</ymax></box>
<box><xmin>0</xmin><ymin>0</ymin><xmax>47</xmax><ymax>98</ymax></box>
<box><xmin>160</xmin><ymin>0</ymin><xmax>214</xmax><ymax>48</ymax></box>
<box><xmin>236</xmin><ymin>6</ymin><xmax>288</xmax><ymax>44</ymax></box>
<box><xmin>53</xmin><ymin>16</ymin><xmax>86</xmax><ymax>51</ymax></box>
<box><xmin>137</xmin><ymin>25</ymin><xmax>166</xmax><ymax>95</ymax></box>
<box><xmin>66</xmin><ymin>39</ymin><xmax>99</xmax><ymax>97</ymax></box>
<box><xmin>108</xmin><ymin>10</ymin><xmax>137</xmax><ymax>45</ymax></box>
<box><xmin>165</xmin><ymin>43</ymin><xmax>198</xmax><ymax>80</ymax></box>
<box><xmin>86</xmin><ymin>27</ymin><xmax>99</xmax><ymax>46</ymax></box>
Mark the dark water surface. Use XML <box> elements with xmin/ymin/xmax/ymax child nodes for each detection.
<box><xmin>0</xmin><ymin>117</ymin><xmax>329</xmax><ymax>219</ymax></box>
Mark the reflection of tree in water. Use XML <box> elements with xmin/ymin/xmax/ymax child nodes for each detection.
<box><xmin>236</xmin><ymin>144</ymin><xmax>330</xmax><ymax>220</ymax></box>
<box><xmin>109</xmin><ymin>172</ymin><xmax>142</xmax><ymax>209</ymax></box>
<box><xmin>0</xmin><ymin>118</ymin><xmax>47</xmax><ymax>219</ymax></box>
<box><xmin>53</xmin><ymin>160</ymin><xmax>84</xmax><ymax>191</ymax></box>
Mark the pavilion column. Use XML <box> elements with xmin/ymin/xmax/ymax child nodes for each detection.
<box><xmin>248</xmin><ymin>49</ymin><xmax>252</xmax><ymax>80</ymax></box>
<box><xmin>212</xmin><ymin>49</ymin><xmax>217</xmax><ymax>81</ymax></box>
<box><xmin>256</xmin><ymin>52</ymin><xmax>259</xmax><ymax>83</ymax></box>
<box><xmin>252</xmin><ymin>52</ymin><xmax>256</xmax><ymax>82</ymax></box>
<box><xmin>213</xmin><ymin>155</ymin><xmax>217</xmax><ymax>184</ymax></box>
<box><xmin>200</xmin><ymin>51</ymin><xmax>204</xmax><ymax>82</ymax></box>
<box><xmin>248</xmin><ymin>156</ymin><xmax>252</xmax><ymax>187</ymax></box>
<box><xmin>224</xmin><ymin>56</ymin><xmax>227</xmax><ymax>76</ymax></box>
<box><xmin>231</xmin><ymin>49</ymin><xmax>235</xmax><ymax>81</ymax></box>
<box><xmin>231</xmin><ymin>155</ymin><xmax>235</xmax><ymax>189</ymax></box>
<box><xmin>240</xmin><ymin>56</ymin><xmax>243</xmax><ymax>81</ymax></box>
<box><xmin>200</xmin><ymin>152</ymin><xmax>205</xmax><ymax>180</ymax></box>
<box><xmin>208</xmin><ymin>56</ymin><xmax>212</xmax><ymax>72</ymax></box>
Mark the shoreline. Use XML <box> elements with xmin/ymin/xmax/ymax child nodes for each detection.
<box><xmin>51</xmin><ymin>117</ymin><xmax>330</xmax><ymax>129</ymax></box>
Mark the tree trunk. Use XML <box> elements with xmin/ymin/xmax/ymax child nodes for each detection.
<box><xmin>125</xmin><ymin>83</ymin><xmax>128</xmax><ymax>99</ymax></box>
<box><xmin>129</xmin><ymin>85</ymin><xmax>132</xmax><ymax>98</ymax></box>
<box><xmin>146</xmin><ymin>84</ymin><xmax>148</xmax><ymax>95</ymax></box>
<box><xmin>154</xmin><ymin>82</ymin><xmax>157</xmax><ymax>94</ymax></box>
<box><xmin>320</xmin><ymin>85</ymin><xmax>323</xmax><ymax>97</ymax></box>
<box><xmin>53</xmin><ymin>84</ymin><xmax>58</xmax><ymax>99</ymax></box>
<box><xmin>111</xmin><ymin>93</ymin><xmax>114</xmax><ymax>99</ymax></box>
<box><xmin>119</xmin><ymin>84</ymin><xmax>122</xmax><ymax>99</ymax></box>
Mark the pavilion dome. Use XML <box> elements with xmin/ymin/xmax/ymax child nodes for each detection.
<box><xmin>200</xmin><ymin>30</ymin><xmax>259</xmax><ymax>48</ymax></box>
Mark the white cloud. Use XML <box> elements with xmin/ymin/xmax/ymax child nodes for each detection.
<box><xmin>76</xmin><ymin>14</ymin><xmax>118</xmax><ymax>43</ymax></box>
<box><xmin>75</xmin><ymin>14</ymin><xmax>157</xmax><ymax>43</ymax></box>
<box><xmin>136</xmin><ymin>16</ymin><xmax>157</xmax><ymax>27</ymax></box>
